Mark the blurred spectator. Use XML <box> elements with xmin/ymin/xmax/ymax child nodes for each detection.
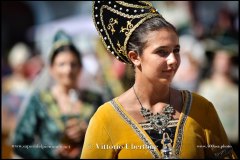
<box><xmin>24</xmin><ymin>54</ymin><xmax>44</xmax><ymax>81</ymax></box>
<box><xmin>210</xmin><ymin>7</ymin><xmax>238</xmax><ymax>45</ymax></box>
<box><xmin>187</xmin><ymin>1</ymin><xmax>238</xmax><ymax>41</ymax></box>
<box><xmin>2</xmin><ymin>42</ymin><xmax>32</xmax><ymax>158</ymax></box>
<box><xmin>2</xmin><ymin>42</ymin><xmax>32</xmax><ymax>100</ymax></box>
<box><xmin>198</xmin><ymin>49</ymin><xmax>238</xmax><ymax>154</ymax></box>
<box><xmin>152</xmin><ymin>1</ymin><xmax>192</xmax><ymax>35</ymax></box>
<box><xmin>1</xmin><ymin>1</ymin><xmax>238</xmax><ymax>158</ymax></box>
<box><xmin>172</xmin><ymin>34</ymin><xmax>206</xmax><ymax>91</ymax></box>
<box><xmin>12</xmin><ymin>30</ymin><xmax>103</xmax><ymax>159</ymax></box>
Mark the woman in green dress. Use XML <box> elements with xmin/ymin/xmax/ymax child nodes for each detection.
<box><xmin>12</xmin><ymin>30</ymin><xmax>103</xmax><ymax>159</ymax></box>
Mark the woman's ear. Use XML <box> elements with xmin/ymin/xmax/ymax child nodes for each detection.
<box><xmin>128</xmin><ymin>51</ymin><xmax>141</xmax><ymax>67</ymax></box>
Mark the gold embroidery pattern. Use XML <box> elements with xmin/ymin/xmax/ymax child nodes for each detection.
<box><xmin>104</xmin><ymin>5</ymin><xmax>155</xmax><ymax>19</ymax></box>
<box><xmin>101</xmin><ymin>5</ymin><xmax>160</xmax><ymax>60</ymax></box>
<box><xmin>139</xmin><ymin>1</ymin><xmax>153</xmax><ymax>6</ymax></box>
<box><xmin>49</xmin><ymin>40</ymin><xmax>72</xmax><ymax>59</ymax></box>
<box><xmin>116</xmin><ymin>1</ymin><xmax>152</xmax><ymax>8</ymax></box>
<box><xmin>140</xmin><ymin>123</ymin><xmax>153</xmax><ymax>130</ymax></box>
<box><xmin>100</xmin><ymin>6</ymin><xmax>127</xmax><ymax>61</ymax></box>
<box><xmin>52</xmin><ymin>40</ymin><xmax>71</xmax><ymax>51</ymax></box>
<box><xmin>120</xmin><ymin>19</ymin><xmax>134</xmax><ymax>36</ymax></box>
<box><xmin>92</xmin><ymin>2</ymin><xmax>162</xmax><ymax>63</ymax></box>
<box><xmin>110</xmin><ymin>99</ymin><xmax>161</xmax><ymax>159</ymax></box>
<box><xmin>123</xmin><ymin>14</ymin><xmax>161</xmax><ymax>57</ymax></box>
<box><xmin>107</xmin><ymin>18</ymin><xmax>118</xmax><ymax>35</ymax></box>
<box><xmin>117</xmin><ymin>41</ymin><xmax>124</xmax><ymax>55</ymax></box>
<box><xmin>140</xmin><ymin>119</ymin><xmax>178</xmax><ymax>130</ymax></box>
<box><xmin>174</xmin><ymin>90</ymin><xmax>192</xmax><ymax>156</ymax></box>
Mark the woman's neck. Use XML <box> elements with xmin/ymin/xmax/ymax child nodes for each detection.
<box><xmin>211</xmin><ymin>73</ymin><xmax>232</xmax><ymax>86</ymax></box>
<box><xmin>52</xmin><ymin>84</ymin><xmax>77</xmax><ymax>96</ymax></box>
<box><xmin>133</xmin><ymin>79</ymin><xmax>170</xmax><ymax>106</ymax></box>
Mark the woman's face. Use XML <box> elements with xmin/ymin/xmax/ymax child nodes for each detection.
<box><xmin>50</xmin><ymin>51</ymin><xmax>81</xmax><ymax>88</ymax></box>
<box><xmin>213</xmin><ymin>50</ymin><xmax>231</xmax><ymax>74</ymax></box>
<box><xmin>139</xmin><ymin>28</ymin><xmax>180</xmax><ymax>85</ymax></box>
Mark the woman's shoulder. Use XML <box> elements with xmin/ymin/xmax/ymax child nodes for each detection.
<box><xmin>179</xmin><ymin>90</ymin><xmax>219</xmax><ymax>127</ymax></box>
<box><xmin>30</xmin><ymin>89</ymin><xmax>52</xmax><ymax>102</ymax></box>
<box><xmin>95</xmin><ymin>100</ymin><xmax>115</xmax><ymax>114</ymax></box>
<box><xmin>22</xmin><ymin>89</ymin><xmax>54</xmax><ymax>110</ymax></box>
<box><xmin>191</xmin><ymin>91</ymin><xmax>212</xmax><ymax>106</ymax></box>
<box><xmin>90</xmin><ymin>99</ymin><xmax>118</xmax><ymax>121</ymax></box>
<box><xmin>28</xmin><ymin>89</ymin><xmax>50</xmax><ymax>98</ymax></box>
<box><xmin>183</xmin><ymin>90</ymin><xmax>216</xmax><ymax>115</ymax></box>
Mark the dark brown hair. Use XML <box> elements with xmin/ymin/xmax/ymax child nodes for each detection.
<box><xmin>127</xmin><ymin>17</ymin><xmax>177</xmax><ymax>56</ymax></box>
<box><xmin>50</xmin><ymin>44</ymin><xmax>82</xmax><ymax>67</ymax></box>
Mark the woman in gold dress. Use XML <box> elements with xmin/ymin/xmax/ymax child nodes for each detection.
<box><xmin>81</xmin><ymin>1</ymin><xmax>237</xmax><ymax>159</ymax></box>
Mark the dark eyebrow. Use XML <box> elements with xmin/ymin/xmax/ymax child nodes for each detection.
<box><xmin>153</xmin><ymin>45</ymin><xmax>180</xmax><ymax>53</ymax></box>
<box><xmin>175</xmin><ymin>45</ymin><xmax>180</xmax><ymax>48</ymax></box>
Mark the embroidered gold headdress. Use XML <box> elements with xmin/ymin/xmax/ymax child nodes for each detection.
<box><xmin>93</xmin><ymin>1</ymin><xmax>162</xmax><ymax>64</ymax></box>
